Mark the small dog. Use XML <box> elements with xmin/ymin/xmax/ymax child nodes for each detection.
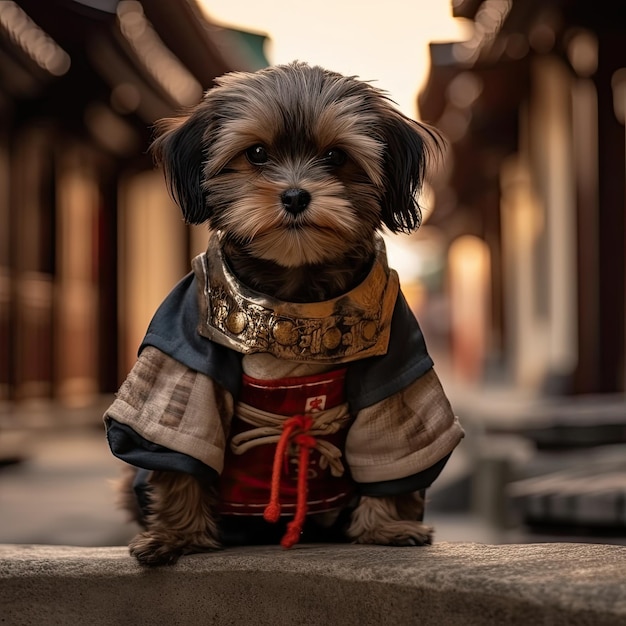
<box><xmin>105</xmin><ymin>62</ymin><xmax>463</xmax><ymax>566</ymax></box>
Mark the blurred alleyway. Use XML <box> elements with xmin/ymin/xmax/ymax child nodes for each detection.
<box><xmin>0</xmin><ymin>402</ymin><xmax>135</xmax><ymax>547</ymax></box>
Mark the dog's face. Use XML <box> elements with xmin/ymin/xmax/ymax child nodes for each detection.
<box><xmin>152</xmin><ymin>62</ymin><xmax>438</xmax><ymax>268</ymax></box>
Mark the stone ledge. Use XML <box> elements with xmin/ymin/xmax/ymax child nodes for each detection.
<box><xmin>1</xmin><ymin>542</ymin><xmax>625</xmax><ymax>625</ymax></box>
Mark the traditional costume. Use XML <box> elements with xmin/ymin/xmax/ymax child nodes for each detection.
<box><xmin>105</xmin><ymin>234</ymin><xmax>463</xmax><ymax>546</ymax></box>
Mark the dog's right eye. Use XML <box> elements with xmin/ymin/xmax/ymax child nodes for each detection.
<box><xmin>245</xmin><ymin>145</ymin><xmax>269</xmax><ymax>165</ymax></box>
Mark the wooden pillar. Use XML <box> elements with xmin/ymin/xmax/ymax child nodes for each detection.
<box><xmin>591</xmin><ymin>35</ymin><xmax>625</xmax><ymax>392</ymax></box>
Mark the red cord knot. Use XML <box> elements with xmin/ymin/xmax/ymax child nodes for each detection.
<box><xmin>263</xmin><ymin>414</ymin><xmax>316</xmax><ymax>548</ymax></box>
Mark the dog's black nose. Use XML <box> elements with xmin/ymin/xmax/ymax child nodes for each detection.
<box><xmin>281</xmin><ymin>188</ymin><xmax>311</xmax><ymax>214</ymax></box>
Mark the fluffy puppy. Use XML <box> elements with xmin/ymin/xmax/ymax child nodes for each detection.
<box><xmin>109</xmin><ymin>62</ymin><xmax>462</xmax><ymax>566</ymax></box>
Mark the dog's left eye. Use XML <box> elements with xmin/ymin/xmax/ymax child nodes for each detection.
<box><xmin>323</xmin><ymin>148</ymin><xmax>347</xmax><ymax>167</ymax></box>
<box><xmin>245</xmin><ymin>145</ymin><xmax>269</xmax><ymax>165</ymax></box>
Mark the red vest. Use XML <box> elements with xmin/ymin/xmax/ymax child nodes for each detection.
<box><xmin>218</xmin><ymin>368</ymin><xmax>355</xmax><ymax>516</ymax></box>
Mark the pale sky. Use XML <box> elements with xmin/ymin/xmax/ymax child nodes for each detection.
<box><xmin>199</xmin><ymin>0</ymin><xmax>471</xmax><ymax>119</ymax></box>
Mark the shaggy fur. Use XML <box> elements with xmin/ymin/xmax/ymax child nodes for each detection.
<box><xmin>124</xmin><ymin>472</ymin><xmax>221</xmax><ymax>566</ymax></box>
<box><xmin>121</xmin><ymin>62</ymin><xmax>441</xmax><ymax>566</ymax></box>
<box><xmin>346</xmin><ymin>493</ymin><xmax>431</xmax><ymax>546</ymax></box>
<box><xmin>151</xmin><ymin>61</ymin><xmax>439</xmax><ymax>302</ymax></box>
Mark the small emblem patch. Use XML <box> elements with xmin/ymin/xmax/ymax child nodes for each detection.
<box><xmin>305</xmin><ymin>395</ymin><xmax>326</xmax><ymax>412</ymax></box>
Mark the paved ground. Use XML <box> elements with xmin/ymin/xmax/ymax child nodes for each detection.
<box><xmin>0</xmin><ymin>426</ymin><xmax>137</xmax><ymax>547</ymax></box>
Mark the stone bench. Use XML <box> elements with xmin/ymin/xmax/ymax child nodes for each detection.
<box><xmin>2</xmin><ymin>542</ymin><xmax>625</xmax><ymax>625</ymax></box>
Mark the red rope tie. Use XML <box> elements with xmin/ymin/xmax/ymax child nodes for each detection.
<box><xmin>263</xmin><ymin>414</ymin><xmax>315</xmax><ymax>548</ymax></box>
<box><xmin>281</xmin><ymin>433</ymin><xmax>316</xmax><ymax>548</ymax></box>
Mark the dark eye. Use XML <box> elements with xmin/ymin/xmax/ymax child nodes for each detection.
<box><xmin>323</xmin><ymin>148</ymin><xmax>347</xmax><ymax>167</ymax></box>
<box><xmin>245</xmin><ymin>145</ymin><xmax>269</xmax><ymax>165</ymax></box>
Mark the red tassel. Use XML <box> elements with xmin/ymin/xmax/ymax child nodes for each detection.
<box><xmin>280</xmin><ymin>434</ymin><xmax>316</xmax><ymax>549</ymax></box>
<box><xmin>262</xmin><ymin>415</ymin><xmax>316</xmax><ymax>549</ymax></box>
<box><xmin>262</xmin><ymin>418</ymin><xmax>298</xmax><ymax>523</ymax></box>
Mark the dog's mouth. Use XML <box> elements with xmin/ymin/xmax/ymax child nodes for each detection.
<box><xmin>241</xmin><ymin>212</ymin><xmax>355</xmax><ymax>267</ymax></box>
<box><xmin>285</xmin><ymin>220</ymin><xmax>325</xmax><ymax>231</ymax></box>
<box><xmin>282</xmin><ymin>214</ymin><xmax>312</xmax><ymax>231</ymax></box>
<box><xmin>282</xmin><ymin>211</ymin><xmax>338</xmax><ymax>233</ymax></box>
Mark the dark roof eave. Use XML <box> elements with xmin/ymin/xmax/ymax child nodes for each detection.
<box><xmin>140</xmin><ymin>0</ymin><xmax>242</xmax><ymax>86</ymax></box>
<box><xmin>418</xmin><ymin>41</ymin><xmax>530</xmax><ymax>123</ymax></box>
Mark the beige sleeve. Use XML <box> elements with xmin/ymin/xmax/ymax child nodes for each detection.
<box><xmin>345</xmin><ymin>368</ymin><xmax>464</xmax><ymax>483</ymax></box>
<box><xmin>105</xmin><ymin>346</ymin><xmax>234</xmax><ymax>473</ymax></box>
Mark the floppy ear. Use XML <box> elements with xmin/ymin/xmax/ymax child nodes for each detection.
<box><xmin>151</xmin><ymin>110</ymin><xmax>210</xmax><ymax>225</ymax></box>
<box><xmin>379</xmin><ymin>111</ymin><xmax>441</xmax><ymax>233</ymax></box>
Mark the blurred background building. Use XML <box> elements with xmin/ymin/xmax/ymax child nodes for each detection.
<box><xmin>0</xmin><ymin>0</ymin><xmax>624</xmax><ymax>545</ymax></box>
<box><xmin>417</xmin><ymin>0</ymin><xmax>626</xmax><ymax>538</ymax></box>
<box><xmin>419</xmin><ymin>0</ymin><xmax>625</xmax><ymax>398</ymax></box>
<box><xmin>0</xmin><ymin>0</ymin><xmax>267</xmax><ymax>408</ymax></box>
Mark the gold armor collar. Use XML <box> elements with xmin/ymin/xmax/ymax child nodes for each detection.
<box><xmin>192</xmin><ymin>233</ymin><xmax>399</xmax><ymax>364</ymax></box>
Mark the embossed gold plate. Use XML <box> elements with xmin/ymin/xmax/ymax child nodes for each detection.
<box><xmin>193</xmin><ymin>233</ymin><xmax>398</xmax><ymax>363</ymax></box>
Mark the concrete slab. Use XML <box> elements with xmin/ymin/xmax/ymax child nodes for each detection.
<box><xmin>1</xmin><ymin>542</ymin><xmax>625</xmax><ymax>625</ymax></box>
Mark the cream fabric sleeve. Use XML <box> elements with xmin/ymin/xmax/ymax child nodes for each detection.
<box><xmin>105</xmin><ymin>346</ymin><xmax>234</xmax><ymax>473</ymax></box>
<box><xmin>345</xmin><ymin>368</ymin><xmax>463</xmax><ymax>483</ymax></box>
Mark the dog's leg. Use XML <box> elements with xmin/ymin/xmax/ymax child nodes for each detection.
<box><xmin>346</xmin><ymin>491</ymin><xmax>433</xmax><ymax>546</ymax></box>
<box><xmin>128</xmin><ymin>471</ymin><xmax>221</xmax><ymax>566</ymax></box>
<box><xmin>114</xmin><ymin>465</ymin><xmax>146</xmax><ymax>527</ymax></box>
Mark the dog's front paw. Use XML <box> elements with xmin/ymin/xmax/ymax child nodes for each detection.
<box><xmin>129</xmin><ymin>532</ymin><xmax>185</xmax><ymax>566</ymax></box>
<box><xmin>346</xmin><ymin>494</ymin><xmax>433</xmax><ymax>546</ymax></box>
<box><xmin>351</xmin><ymin>520</ymin><xmax>433</xmax><ymax>546</ymax></box>
<box><xmin>129</xmin><ymin>531</ymin><xmax>220</xmax><ymax>567</ymax></box>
